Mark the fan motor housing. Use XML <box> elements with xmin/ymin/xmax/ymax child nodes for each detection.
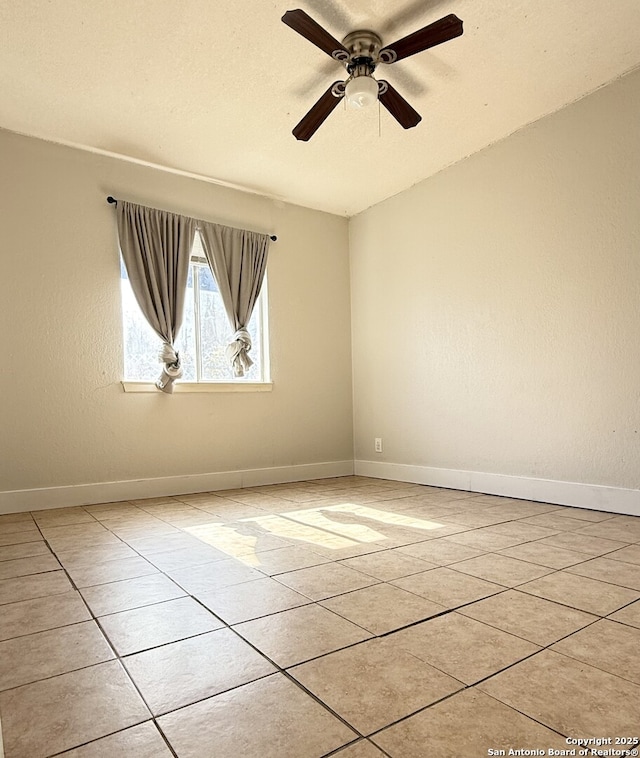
<box><xmin>342</xmin><ymin>30</ymin><xmax>382</xmax><ymax>73</ymax></box>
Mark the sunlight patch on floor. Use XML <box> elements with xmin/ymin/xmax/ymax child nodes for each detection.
<box><xmin>238</xmin><ymin>514</ymin><xmax>355</xmax><ymax>549</ymax></box>
<box><xmin>184</xmin><ymin>523</ymin><xmax>262</xmax><ymax>560</ymax></box>
<box><xmin>321</xmin><ymin>503</ymin><xmax>447</xmax><ymax>531</ymax></box>
<box><xmin>184</xmin><ymin>501</ymin><xmax>448</xmax><ymax>564</ymax></box>
<box><xmin>271</xmin><ymin>508</ymin><xmax>385</xmax><ymax>544</ymax></box>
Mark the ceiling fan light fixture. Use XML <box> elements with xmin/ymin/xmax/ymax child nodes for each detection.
<box><xmin>345</xmin><ymin>75</ymin><xmax>379</xmax><ymax>109</ymax></box>
<box><xmin>282</xmin><ymin>9</ymin><xmax>463</xmax><ymax>139</ymax></box>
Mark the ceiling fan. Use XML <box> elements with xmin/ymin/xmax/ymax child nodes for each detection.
<box><xmin>282</xmin><ymin>8</ymin><xmax>463</xmax><ymax>141</ymax></box>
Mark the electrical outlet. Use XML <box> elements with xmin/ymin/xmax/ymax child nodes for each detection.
<box><xmin>374</xmin><ymin>437</ymin><xmax>383</xmax><ymax>453</ymax></box>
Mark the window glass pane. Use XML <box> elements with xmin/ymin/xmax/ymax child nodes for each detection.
<box><xmin>121</xmin><ymin>253</ymin><xmax>266</xmax><ymax>383</ymax></box>
<box><xmin>121</xmin><ymin>272</ymin><xmax>161</xmax><ymax>381</ymax></box>
<box><xmin>244</xmin><ymin>305</ymin><xmax>262</xmax><ymax>381</ymax></box>
<box><xmin>175</xmin><ymin>266</ymin><xmax>197</xmax><ymax>381</ymax></box>
<box><xmin>198</xmin><ymin>263</ymin><xmax>234</xmax><ymax>381</ymax></box>
<box><xmin>121</xmin><ymin>262</ymin><xmax>197</xmax><ymax>381</ymax></box>
<box><xmin>197</xmin><ymin>264</ymin><xmax>263</xmax><ymax>382</ymax></box>
<box><xmin>198</xmin><ymin>258</ymin><xmax>219</xmax><ymax>293</ymax></box>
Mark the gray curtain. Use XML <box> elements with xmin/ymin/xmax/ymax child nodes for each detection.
<box><xmin>198</xmin><ymin>222</ymin><xmax>270</xmax><ymax>377</ymax></box>
<box><xmin>116</xmin><ymin>201</ymin><xmax>196</xmax><ymax>393</ymax></box>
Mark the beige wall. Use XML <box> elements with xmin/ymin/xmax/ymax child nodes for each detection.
<box><xmin>0</xmin><ymin>130</ymin><xmax>352</xmax><ymax>494</ymax></box>
<box><xmin>350</xmin><ymin>68</ymin><xmax>640</xmax><ymax>490</ymax></box>
<box><xmin>3</xmin><ymin>66</ymin><xmax>639</xmax><ymax>503</ymax></box>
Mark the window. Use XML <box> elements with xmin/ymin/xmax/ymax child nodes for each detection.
<box><xmin>121</xmin><ymin>232</ymin><xmax>269</xmax><ymax>384</ymax></box>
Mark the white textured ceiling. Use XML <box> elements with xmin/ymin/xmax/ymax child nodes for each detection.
<box><xmin>1</xmin><ymin>0</ymin><xmax>639</xmax><ymax>216</ymax></box>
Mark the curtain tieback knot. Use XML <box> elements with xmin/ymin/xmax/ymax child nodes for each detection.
<box><xmin>156</xmin><ymin>342</ymin><xmax>182</xmax><ymax>393</ymax></box>
<box><xmin>226</xmin><ymin>328</ymin><xmax>253</xmax><ymax>378</ymax></box>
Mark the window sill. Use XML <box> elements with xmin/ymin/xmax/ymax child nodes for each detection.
<box><xmin>121</xmin><ymin>381</ymin><xmax>273</xmax><ymax>394</ymax></box>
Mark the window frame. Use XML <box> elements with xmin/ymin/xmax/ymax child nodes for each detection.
<box><xmin>120</xmin><ymin>238</ymin><xmax>272</xmax><ymax>393</ymax></box>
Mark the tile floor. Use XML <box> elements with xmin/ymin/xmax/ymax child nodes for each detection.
<box><xmin>0</xmin><ymin>477</ymin><xmax>640</xmax><ymax>757</ymax></box>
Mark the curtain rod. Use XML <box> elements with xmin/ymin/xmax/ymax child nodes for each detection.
<box><xmin>106</xmin><ymin>196</ymin><xmax>277</xmax><ymax>242</ymax></box>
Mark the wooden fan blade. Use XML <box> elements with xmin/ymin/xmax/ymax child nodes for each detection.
<box><xmin>380</xmin><ymin>14</ymin><xmax>463</xmax><ymax>63</ymax></box>
<box><xmin>378</xmin><ymin>82</ymin><xmax>421</xmax><ymax>129</ymax></box>
<box><xmin>282</xmin><ymin>9</ymin><xmax>349</xmax><ymax>60</ymax></box>
<box><xmin>293</xmin><ymin>83</ymin><xmax>345</xmax><ymax>141</ymax></box>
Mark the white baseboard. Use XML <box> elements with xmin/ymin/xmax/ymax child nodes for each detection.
<box><xmin>355</xmin><ymin>460</ymin><xmax>640</xmax><ymax>517</ymax></box>
<box><xmin>0</xmin><ymin>460</ymin><xmax>355</xmax><ymax>515</ymax></box>
<box><xmin>4</xmin><ymin>458</ymin><xmax>639</xmax><ymax>518</ymax></box>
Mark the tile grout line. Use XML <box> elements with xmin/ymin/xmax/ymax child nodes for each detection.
<box><xmin>74</xmin><ymin>586</ymin><xmax>180</xmax><ymax>758</ymax></box>
<box><xmin>357</xmin><ymin>596</ymin><xmax>640</xmax><ymax>747</ymax></box>
<box><xmin>364</xmin><ymin>678</ymin><xmax>571</xmax><ymax>746</ymax></box>
<box><xmin>113</xmin><ymin>504</ymin><xmax>384</xmax><ymax>754</ymax></box>
<box><xmin>33</xmin><ymin>516</ymin><xmax>181</xmax><ymax>758</ymax></box>
<box><xmin>178</xmin><ymin>591</ymin><xmax>376</xmax><ymax>741</ymax></box>
<box><xmin>43</xmin><ymin>719</ymin><xmax>175</xmax><ymax>758</ymax></box>
<box><xmin>1</xmin><ymin>484</ymin><xmax>638</xmax><ymax>754</ymax></box>
<box><xmin>176</xmin><ymin>512</ymin><xmax>640</xmax><ymax>746</ymax></box>
<box><xmin>70</xmin><ymin>557</ymin><xmax>181</xmax><ymax>758</ymax></box>
<box><xmin>3</xmin><ymin>570</ymin><xmax>623</xmax><ymax>697</ymax></box>
<box><xmin>322</xmin><ymin>739</ymin><xmax>395</xmax><ymax>758</ymax></box>
<box><xmin>119</xmin><ymin>554</ymin><xmax>623</xmax><ymax>753</ymax></box>
<box><xmin>37</xmin><ymin>506</ymin><xmax>371</xmax><ymax>754</ymax></box>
